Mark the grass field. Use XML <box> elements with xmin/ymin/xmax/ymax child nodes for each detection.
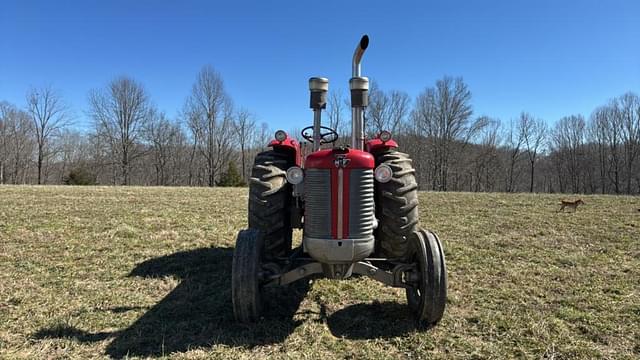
<box><xmin>0</xmin><ymin>186</ymin><xmax>639</xmax><ymax>359</ymax></box>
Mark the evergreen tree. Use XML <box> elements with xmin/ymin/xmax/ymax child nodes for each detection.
<box><xmin>217</xmin><ymin>161</ymin><xmax>245</xmax><ymax>187</ymax></box>
<box><xmin>64</xmin><ymin>167</ymin><xmax>97</xmax><ymax>185</ymax></box>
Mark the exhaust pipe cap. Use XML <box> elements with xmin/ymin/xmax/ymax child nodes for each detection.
<box><xmin>359</xmin><ymin>35</ymin><xmax>369</xmax><ymax>50</ymax></box>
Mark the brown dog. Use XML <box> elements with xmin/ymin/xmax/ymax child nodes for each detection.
<box><xmin>558</xmin><ymin>199</ymin><xmax>585</xmax><ymax>212</ymax></box>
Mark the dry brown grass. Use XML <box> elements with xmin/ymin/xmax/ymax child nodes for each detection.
<box><xmin>0</xmin><ymin>186</ymin><xmax>638</xmax><ymax>359</ymax></box>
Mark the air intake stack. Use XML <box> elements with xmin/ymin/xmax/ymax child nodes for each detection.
<box><xmin>309</xmin><ymin>77</ymin><xmax>329</xmax><ymax>151</ymax></box>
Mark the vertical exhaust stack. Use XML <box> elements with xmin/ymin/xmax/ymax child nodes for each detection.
<box><xmin>351</xmin><ymin>35</ymin><xmax>370</xmax><ymax>150</ymax></box>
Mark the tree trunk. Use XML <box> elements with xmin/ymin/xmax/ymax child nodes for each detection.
<box><xmin>507</xmin><ymin>161</ymin><xmax>515</xmax><ymax>193</ymax></box>
<box><xmin>240</xmin><ymin>146</ymin><xmax>246</xmax><ymax>182</ymax></box>
<box><xmin>37</xmin><ymin>145</ymin><xmax>43</xmax><ymax>185</ymax></box>
<box><xmin>626</xmin><ymin>160</ymin><xmax>634</xmax><ymax>194</ymax></box>
<box><xmin>529</xmin><ymin>160</ymin><xmax>535</xmax><ymax>193</ymax></box>
<box><xmin>599</xmin><ymin>144</ymin><xmax>606</xmax><ymax>194</ymax></box>
<box><xmin>122</xmin><ymin>149</ymin><xmax>129</xmax><ymax>186</ymax></box>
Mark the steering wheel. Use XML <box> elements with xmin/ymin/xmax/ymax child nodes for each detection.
<box><xmin>301</xmin><ymin>125</ymin><xmax>338</xmax><ymax>144</ymax></box>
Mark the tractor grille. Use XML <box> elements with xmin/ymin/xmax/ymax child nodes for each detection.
<box><xmin>348</xmin><ymin>169</ymin><xmax>375</xmax><ymax>239</ymax></box>
<box><xmin>304</xmin><ymin>169</ymin><xmax>332</xmax><ymax>238</ymax></box>
<box><xmin>304</xmin><ymin>168</ymin><xmax>375</xmax><ymax>240</ymax></box>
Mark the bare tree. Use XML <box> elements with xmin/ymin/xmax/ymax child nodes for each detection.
<box><xmin>26</xmin><ymin>86</ymin><xmax>70</xmax><ymax>184</ymax></box>
<box><xmin>366</xmin><ymin>81</ymin><xmax>410</xmax><ymax>136</ymax></box>
<box><xmin>518</xmin><ymin>112</ymin><xmax>547</xmax><ymax>192</ymax></box>
<box><xmin>503</xmin><ymin>119</ymin><xmax>524</xmax><ymax>192</ymax></box>
<box><xmin>0</xmin><ymin>102</ymin><xmax>10</xmax><ymax>184</ymax></box>
<box><xmin>215</xmin><ymin>101</ymin><xmax>236</xmax><ymax>181</ymax></box>
<box><xmin>144</xmin><ymin>110</ymin><xmax>183</xmax><ymax>185</ymax></box>
<box><xmin>589</xmin><ymin>106</ymin><xmax>612</xmax><ymax>193</ymax></box>
<box><xmin>551</xmin><ymin>115</ymin><xmax>586</xmax><ymax>193</ymax></box>
<box><xmin>470</xmin><ymin>117</ymin><xmax>501</xmax><ymax>191</ymax></box>
<box><xmin>603</xmin><ymin>100</ymin><xmax>624</xmax><ymax>194</ymax></box>
<box><xmin>410</xmin><ymin>88</ymin><xmax>437</xmax><ymax>188</ymax></box>
<box><xmin>412</xmin><ymin>76</ymin><xmax>479</xmax><ymax>190</ymax></box>
<box><xmin>88</xmin><ymin>76</ymin><xmax>151</xmax><ymax>185</ymax></box>
<box><xmin>367</xmin><ymin>80</ymin><xmax>390</xmax><ymax>136</ymax></box>
<box><xmin>287</xmin><ymin>127</ymin><xmax>305</xmax><ymax>143</ymax></box>
<box><xmin>327</xmin><ymin>89</ymin><xmax>348</xmax><ymax>138</ymax></box>
<box><xmin>149</xmin><ymin>121</ymin><xmax>189</xmax><ymax>186</ymax></box>
<box><xmin>387</xmin><ymin>90</ymin><xmax>410</xmax><ymax>134</ymax></box>
<box><xmin>233</xmin><ymin>108</ymin><xmax>256</xmax><ymax>182</ymax></box>
<box><xmin>617</xmin><ymin>92</ymin><xmax>640</xmax><ymax>194</ymax></box>
<box><xmin>0</xmin><ymin>103</ymin><xmax>34</xmax><ymax>184</ymax></box>
<box><xmin>256</xmin><ymin>122</ymin><xmax>272</xmax><ymax>151</ymax></box>
<box><xmin>183</xmin><ymin>109</ymin><xmax>201</xmax><ymax>186</ymax></box>
<box><xmin>184</xmin><ymin>65</ymin><xmax>234</xmax><ymax>187</ymax></box>
<box><xmin>402</xmin><ymin>114</ymin><xmax>429</xmax><ymax>188</ymax></box>
<box><xmin>55</xmin><ymin>129</ymin><xmax>91</xmax><ymax>184</ymax></box>
<box><xmin>11</xmin><ymin>113</ymin><xmax>35</xmax><ymax>184</ymax></box>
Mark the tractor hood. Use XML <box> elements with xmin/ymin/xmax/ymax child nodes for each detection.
<box><xmin>305</xmin><ymin>148</ymin><xmax>374</xmax><ymax>169</ymax></box>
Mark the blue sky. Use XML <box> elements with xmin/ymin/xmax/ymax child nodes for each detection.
<box><xmin>1</xmin><ymin>1</ymin><xmax>638</xmax><ymax>132</ymax></box>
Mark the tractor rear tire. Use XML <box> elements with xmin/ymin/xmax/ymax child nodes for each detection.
<box><xmin>232</xmin><ymin>228</ymin><xmax>264</xmax><ymax>322</ymax></box>
<box><xmin>406</xmin><ymin>229</ymin><xmax>447</xmax><ymax>328</ymax></box>
<box><xmin>374</xmin><ymin>150</ymin><xmax>420</xmax><ymax>259</ymax></box>
<box><xmin>249</xmin><ymin>150</ymin><xmax>293</xmax><ymax>259</ymax></box>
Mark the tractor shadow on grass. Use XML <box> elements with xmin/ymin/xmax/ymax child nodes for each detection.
<box><xmin>325</xmin><ymin>301</ymin><xmax>417</xmax><ymax>339</ymax></box>
<box><xmin>34</xmin><ymin>246</ymin><xmax>310</xmax><ymax>358</ymax></box>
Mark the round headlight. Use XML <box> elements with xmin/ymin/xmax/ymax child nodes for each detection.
<box><xmin>374</xmin><ymin>164</ymin><xmax>393</xmax><ymax>183</ymax></box>
<box><xmin>379</xmin><ymin>130</ymin><xmax>392</xmax><ymax>142</ymax></box>
<box><xmin>275</xmin><ymin>130</ymin><xmax>287</xmax><ymax>142</ymax></box>
<box><xmin>286</xmin><ymin>166</ymin><xmax>304</xmax><ymax>185</ymax></box>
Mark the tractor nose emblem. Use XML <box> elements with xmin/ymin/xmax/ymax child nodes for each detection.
<box><xmin>334</xmin><ymin>155</ymin><xmax>351</xmax><ymax>168</ymax></box>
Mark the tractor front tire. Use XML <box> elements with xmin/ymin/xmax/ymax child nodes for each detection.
<box><xmin>232</xmin><ymin>229</ymin><xmax>264</xmax><ymax>323</ymax></box>
<box><xmin>374</xmin><ymin>150</ymin><xmax>420</xmax><ymax>259</ymax></box>
<box><xmin>406</xmin><ymin>229</ymin><xmax>447</xmax><ymax>328</ymax></box>
<box><xmin>249</xmin><ymin>150</ymin><xmax>293</xmax><ymax>259</ymax></box>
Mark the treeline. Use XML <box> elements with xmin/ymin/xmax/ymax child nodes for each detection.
<box><xmin>1</xmin><ymin>67</ymin><xmax>638</xmax><ymax>194</ymax></box>
<box><xmin>396</xmin><ymin>80</ymin><xmax>640</xmax><ymax>195</ymax></box>
<box><xmin>0</xmin><ymin>66</ymin><xmax>273</xmax><ymax>187</ymax></box>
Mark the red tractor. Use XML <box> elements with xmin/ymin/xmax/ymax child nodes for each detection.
<box><xmin>232</xmin><ymin>35</ymin><xmax>447</xmax><ymax>328</ymax></box>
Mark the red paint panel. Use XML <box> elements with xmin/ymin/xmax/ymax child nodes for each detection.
<box><xmin>366</xmin><ymin>138</ymin><xmax>398</xmax><ymax>153</ymax></box>
<box><xmin>330</xmin><ymin>168</ymin><xmax>338</xmax><ymax>238</ymax></box>
<box><xmin>330</xmin><ymin>168</ymin><xmax>351</xmax><ymax>240</ymax></box>
<box><xmin>305</xmin><ymin>148</ymin><xmax>374</xmax><ymax>169</ymax></box>
<box><xmin>342</xmin><ymin>169</ymin><xmax>350</xmax><ymax>238</ymax></box>
<box><xmin>269</xmin><ymin>134</ymin><xmax>302</xmax><ymax>166</ymax></box>
<box><xmin>305</xmin><ymin>149</ymin><xmax>334</xmax><ymax>169</ymax></box>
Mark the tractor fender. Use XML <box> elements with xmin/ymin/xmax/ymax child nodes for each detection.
<box><xmin>366</xmin><ymin>138</ymin><xmax>398</xmax><ymax>153</ymax></box>
<box><xmin>269</xmin><ymin>134</ymin><xmax>302</xmax><ymax>166</ymax></box>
